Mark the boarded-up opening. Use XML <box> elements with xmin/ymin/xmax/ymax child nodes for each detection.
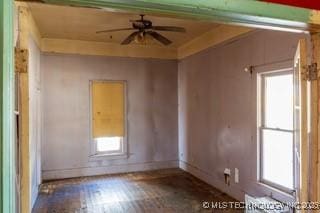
<box><xmin>91</xmin><ymin>81</ymin><xmax>125</xmax><ymax>139</ymax></box>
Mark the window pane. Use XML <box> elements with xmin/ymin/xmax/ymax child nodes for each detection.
<box><xmin>96</xmin><ymin>137</ymin><xmax>121</xmax><ymax>152</ymax></box>
<box><xmin>262</xmin><ymin>129</ymin><xmax>293</xmax><ymax>189</ymax></box>
<box><xmin>265</xmin><ymin>74</ymin><xmax>293</xmax><ymax>130</ymax></box>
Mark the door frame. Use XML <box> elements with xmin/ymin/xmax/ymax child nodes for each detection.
<box><xmin>37</xmin><ymin>0</ymin><xmax>320</xmax><ymax>32</ymax></box>
<box><xmin>2</xmin><ymin>0</ymin><xmax>320</xmax><ymax>211</ymax></box>
<box><xmin>0</xmin><ymin>0</ymin><xmax>15</xmax><ymax>213</ymax></box>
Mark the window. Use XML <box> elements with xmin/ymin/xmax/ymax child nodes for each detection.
<box><xmin>90</xmin><ymin>81</ymin><xmax>126</xmax><ymax>157</ymax></box>
<box><xmin>258</xmin><ymin>70</ymin><xmax>294</xmax><ymax>192</ymax></box>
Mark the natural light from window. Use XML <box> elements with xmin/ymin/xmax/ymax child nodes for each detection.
<box><xmin>96</xmin><ymin>137</ymin><xmax>122</xmax><ymax>152</ymax></box>
<box><xmin>260</xmin><ymin>72</ymin><xmax>294</xmax><ymax>190</ymax></box>
<box><xmin>262</xmin><ymin>130</ymin><xmax>293</xmax><ymax>189</ymax></box>
<box><xmin>265</xmin><ymin>75</ymin><xmax>293</xmax><ymax>130</ymax></box>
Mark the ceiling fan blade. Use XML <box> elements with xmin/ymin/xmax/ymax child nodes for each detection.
<box><xmin>121</xmin><ymin>31</ymin><xmax>140</xmax><ymax>45</ymax></box>
<box><xmin>152</xmin><ymin>26</ymin><xmax>186</xmax><ymax>32</ymax></box>
<box><xmin>96</xmin><ymin>28</ymin><xmax>134</xmax><ymax>34</ymax></box>
<box><xmin>147</xmin><ymin>31</ymin><xmax>172</xmax><ymax>46</ymax></box>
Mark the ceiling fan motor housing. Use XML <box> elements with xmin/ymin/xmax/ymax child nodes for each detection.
<box><xmin>132</xmin><ymin>19</ymin><xmax>152</xmax><ymax>30</ymax></box>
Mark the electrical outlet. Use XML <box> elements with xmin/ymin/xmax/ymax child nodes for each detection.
<box><xmin>235</xmin><ymin>168</ymin><xmax>239</xmax><ymax>183</ymax></box>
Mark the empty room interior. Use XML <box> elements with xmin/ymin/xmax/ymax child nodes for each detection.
<box><xmin>12</xmin><ymin>1</ymin><xmax>319</xmax><ymax>213</ymax></box>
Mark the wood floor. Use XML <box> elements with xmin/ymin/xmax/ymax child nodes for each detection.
<box><xmin>32</xmin><ymin>169</ymin><xmax>239</xmax><ymax>213</ymax></box>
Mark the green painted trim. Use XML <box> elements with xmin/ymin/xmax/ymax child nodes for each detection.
<box><xmin>0</xmin><ymin>0</ymin><xmax>15</xmax><ymax>212</ymax></box>
<box><xmin>42</xmin><ymin>0</ymin><xmax>314</xmax><ymax>31</ymax></box>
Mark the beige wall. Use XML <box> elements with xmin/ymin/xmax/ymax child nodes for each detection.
<box><xmin>40</xmin><ymin>54</ymin><xmax>179</xmax><ymax>180</ymax></box>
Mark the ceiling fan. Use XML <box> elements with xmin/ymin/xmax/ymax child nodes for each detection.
<box><xmin>96</xmin><ymin>14</ymin><xmax>186</xmax><ymax>46</ymax></box>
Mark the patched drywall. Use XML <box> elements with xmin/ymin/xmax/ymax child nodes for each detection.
<box><xmin>28</xmin><ymin>36</ymin><xmax>41</xmax><ymax>208</ymax></box>
<box><xmin>178</xmin><ymin>30</ymin><xmax>309</xmax><ymax>202</ymax></box>
<box><xmin>41</xmin><ymin>54</ymin><xmax>178</xmax><ymax>180</ymax></box>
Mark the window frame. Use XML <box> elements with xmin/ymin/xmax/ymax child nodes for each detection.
<box><xmin>89</xmin><ymin>80</ymin><xmax>128</xmax><ymax>159</ymax></box>
<box><xmin>257</xmin><ymin>68</ymin><xmax>295</xmax><ymax>195</ymax></box>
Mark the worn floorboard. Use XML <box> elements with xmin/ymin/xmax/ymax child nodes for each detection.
<box><xmin>32</xmin><ymin>169</ymin><xmax>240</xmax><ymax>213</ymax></box>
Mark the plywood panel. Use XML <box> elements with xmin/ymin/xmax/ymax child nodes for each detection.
<box><xmin>92</xmin><ymin>82</ymin><xmax>125</xmax><ymax>138</ymax></box>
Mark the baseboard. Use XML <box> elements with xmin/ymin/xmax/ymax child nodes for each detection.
<box><xmin>179</xmin><ymin>160</ymin><xmax>244</xmax><ymax>201</ymax></box>
<box><xmin>42</xmin><ymin>160</ymin><xmax>179</xmax><ymax>180</ymax></box>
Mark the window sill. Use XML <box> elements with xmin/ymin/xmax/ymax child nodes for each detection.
<box><xmin>89</xmin><ymin>152</ymin><xmax>128</xmax><ymax>161</ymax></box>
<box><xmin>256</xmin><ymin>181</ymin><xmax>295</xmax><ymax>199</ymax></box>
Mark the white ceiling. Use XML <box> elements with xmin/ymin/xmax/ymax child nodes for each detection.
<box><xmin>28</xmin><ymin>3</ymin><xmax>220</xmax><ymax>47</ymax></box>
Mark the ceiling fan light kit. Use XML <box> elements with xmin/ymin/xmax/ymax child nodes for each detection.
<box><xmin>96</xmin><ymin>14</ymin><xmax>186</xmax><ymax>46</ymax></box>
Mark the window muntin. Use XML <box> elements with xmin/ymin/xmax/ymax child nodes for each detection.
<box><xmin>259</xmin><ymin>71</ymin><xmax>294</xmax><ymax>192</ymax></box>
